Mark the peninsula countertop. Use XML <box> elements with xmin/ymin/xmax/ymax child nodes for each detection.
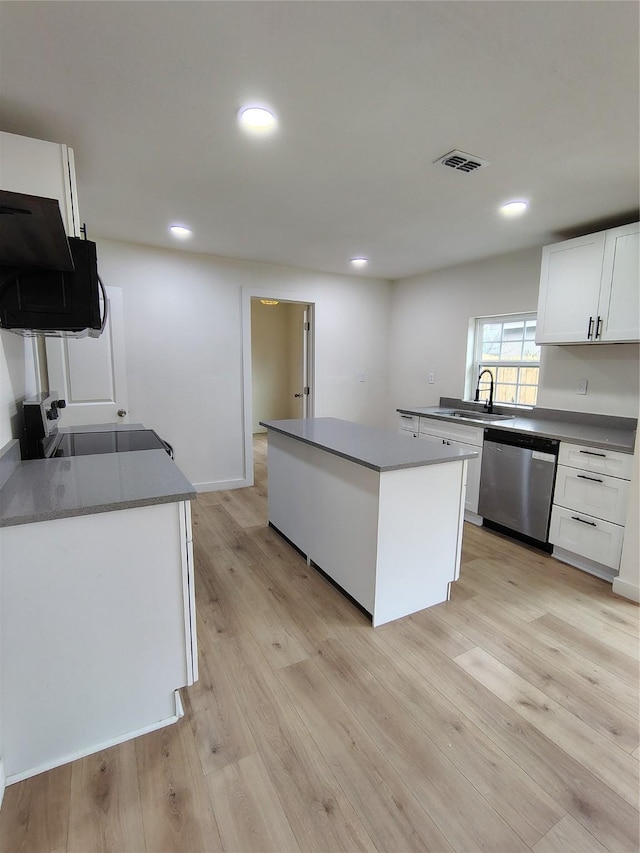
<box><xmin>398</xmin><ymin>402</ymin><xmax>637</xmax><ymax>454</ymax></box>
<box><xmin>259</xmin><ymin>417</ymin><xmax>477</xmax><ymax>472</ymax></box>
<box><xmin>0</xmin><ymin>437</ymin><xmax>196</xmax><ymax>529</ymax></box>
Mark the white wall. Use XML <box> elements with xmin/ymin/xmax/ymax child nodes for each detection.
<box><xmin>0</xmin><ymin>334</ymin><xmax>38</xmax><ymax>449</ymax></box>
<box><xmin>94</xmin><ymin>239</ymin><xmax>392</xmax><ymax>490</ymax></box>
<box><xmin>389</xmin><ymin>246</ymin><xmax>640</xmax><ymax>424</ymax></box>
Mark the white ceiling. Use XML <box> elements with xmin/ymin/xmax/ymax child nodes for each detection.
<box><xmin>1</xmin><ymin>1</ymin><xmax>638</xmax><ymax>280</ymax></box>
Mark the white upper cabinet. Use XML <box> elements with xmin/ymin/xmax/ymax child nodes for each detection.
<box><xmin>598</xmin><ymin>223</ymin><xmax>640</xmax><ymax>342</ymax></box>
<box><xmin>0</xmin><ymin>130</ymin><xmax>80</xmax><ymax>236</ymax></box>
<box><xmin>536</xmin><ymin>222</ymin><xmax>639</xmax><ymax>345</ymax></box>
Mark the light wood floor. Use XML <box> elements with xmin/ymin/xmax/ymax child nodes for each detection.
<box><xmin>1</xmin><ymin>434</ymin><xmax>639</xmax><ymax>853</ymax></box>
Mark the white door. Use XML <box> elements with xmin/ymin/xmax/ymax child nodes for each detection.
<box><xmin>45</xmin><ymin>286</ymin><xmax>128</xmax><ymax>426</ymax></box>
<box><xmin>290</xmin><ymin>304</ymin><xmax>313</xmax><ymax>419</ymax></box>
<box><xmin>302</xmin><ymin>306</ymin><xmax>312</xmax><ymax>418</ymax></box>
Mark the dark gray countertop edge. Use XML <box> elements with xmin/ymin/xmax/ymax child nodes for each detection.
<box><xmin>0</xmin><ymin>490</ymin><xmax>196</xmax><ymax>529</ymax></box>
<box><xmin>397</xmin><ymin>402</ymin><xmax>636</xmax><ymax>454</ymax></box>
<box><xmin>260</xmin><ymin>419</ymin><xmax>477</xmax><ymax>472</ymax></box>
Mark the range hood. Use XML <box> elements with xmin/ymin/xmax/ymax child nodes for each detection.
<box><xmin>0</xmin><ymin>189</ymin><xmax>74</xmax><ymax>271</ymax></box>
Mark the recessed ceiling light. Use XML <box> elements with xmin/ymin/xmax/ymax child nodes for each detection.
<box><xmin>350</xmin><ymin>258</ymin><xmax>368</xmax><ymax>268</ymax></box>
<box><xmin>260</xmin><ymin>299</ymin><xmax>279</xmax><ymax>306</ymax></box>
<box><xmin>169</xmin><ymin>224</ymin><xmax>193</xmax><ymax>239</ymax></box>
<box><xmin>238</xmin><ymin>106</ymin><xmax>277</xmax><ymax>132</ymax></box>
<box><xmin>499</xmin><ymin>201</ymin><xmax>528</xmax><ymax>217</ymax></box>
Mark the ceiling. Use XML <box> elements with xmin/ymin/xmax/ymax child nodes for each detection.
<box><xmin>1</xmin><ymin>1</ymin><xmax>638</xmax><ymax>280</ymax></box>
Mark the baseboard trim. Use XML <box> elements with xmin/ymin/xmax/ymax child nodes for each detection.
<box><xmin>464</xmin><ymin>511</ymin><xmax>483</xmax><ymax>527</ymax></box>
<box><xmin>5</xmin><ymin>706</ymin><xmax>183</xmax><ymax>786</ymax></box>
<box><xmin>612</xmin><ymin>576</ymin><xmax>640</xmax><ymax>603</ymax></box>
<box><xmin>194</xmin><ymin>477</ymin><xmax>251</xmax><ymax>493</ymax></box>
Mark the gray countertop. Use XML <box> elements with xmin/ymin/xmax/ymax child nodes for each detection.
<box><xmin>0</xmin><ymin>432</ymin><xmax>196</xmax><ymax>529</ymax></box>
<box><xmin>259</xmin><ymin>417</ymin><xmax>477</xmax><ymax>472</ymax></box>
<box><xmin>398</xmin><ymin>404</ymin><xmax>636</xmax><ymax>454</ymax></box>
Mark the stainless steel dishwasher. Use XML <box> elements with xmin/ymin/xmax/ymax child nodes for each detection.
<box><xmin>479</xmin><ymin>428</ymin><xmax>559</xmax><ymax>550</ymax></box>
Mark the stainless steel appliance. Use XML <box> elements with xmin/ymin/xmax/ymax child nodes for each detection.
<box><xmin>479</xmin><ymin>427</ymin><xmax>559</xmax><ymax>549</ymax></box>
<box><xmin>21</xmin><ymin>392</ymin><xmax>172</xmax><ymax>459</ymax></box>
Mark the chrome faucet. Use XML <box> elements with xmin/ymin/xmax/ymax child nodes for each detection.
<box><xmin>474</xmin><ymin>369</ymin><xmax>494</xmax><ymax>413</ymax></box>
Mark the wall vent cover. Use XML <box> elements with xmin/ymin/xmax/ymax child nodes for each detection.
<box><xmin>435</xmin><ymin>150</ymin><xmax>490</xmax><ymax>173</ymax></box>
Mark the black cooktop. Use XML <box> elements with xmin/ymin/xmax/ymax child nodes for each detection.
<box><xmin>53</xmin><ymin>429</ymin><xmax>168</xmax><ymax>457</ymax></box>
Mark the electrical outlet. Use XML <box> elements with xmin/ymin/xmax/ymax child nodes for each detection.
<box><xmin>428</xmin><ymin>372</ymin><xmax>435</xmax><ymax>384</ymax></box>
<box><xmin>358</xmin><ymin>372</ymin><xmax>366</xmax><ymax>383</ymax></box>
<box><xmin>576</xmin><ymin>378</ymin><xmax>588</xmax><ymax>395</ymax></box>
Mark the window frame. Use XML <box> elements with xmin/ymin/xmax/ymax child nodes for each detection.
<box><xmin>467</xmin><ymin>312</ymin><xmax>540</xmax><ymax>408</ymax></box>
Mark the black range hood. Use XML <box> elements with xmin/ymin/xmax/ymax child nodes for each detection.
<box><xmin>0</xmin><ymin>189</ymin><xmax>74</xmax><ymax>271</ymax></box>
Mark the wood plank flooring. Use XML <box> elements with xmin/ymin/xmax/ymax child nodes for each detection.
<box><xmin>1</xmin><ymin>434</ymin><xmax>638</xmax><ymax>852</ymax></box>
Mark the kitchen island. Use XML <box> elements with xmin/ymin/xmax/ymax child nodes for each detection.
<box><xmin>260</xmin><ymin>417</ymin><xmax>477</xmax><ymax>626</ymax></box>
<box><xmin>0</xmin><ymin>433</ymin><xmax>197</xmax><ymax>787</ymax></box>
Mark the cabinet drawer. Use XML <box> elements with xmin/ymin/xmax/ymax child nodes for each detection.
<box><xmin>418</xmin><ymin>418</ymin><xmax>483</xmax><ymax>446</ymax></box>
<box><xmin>553</xmin><ymin>465</ymin><xmax>629</xmax><ymax>525</ymax></box>
<box><xmin>559</xmin><ymin>443</ymin><xmax>633</xmax><ymax>480</ymax></box>
<box><xmin>549</xmin><ymin>505</ymin><xmax>624</xmax><ymax>570</ymax></box>
<box><xmin>398</xmin><ymin>414</ymin><xmax>419</xmax><ymax>434</ymax></box>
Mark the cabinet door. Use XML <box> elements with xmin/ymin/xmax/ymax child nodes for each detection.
<box><xmin>598</xmin><ymin>223</ymin><xmax>639</xmax><ymax>342</ymax></box>
<box><xmin>418</xmin><ymin>430</ymin><xmax>481</xmax><ymax>514</ymax></box>
<box><xmin>450</xmin><ymin>439</ymin><xmax>482</xmax><ymax>514</ymax></box>
<box><xmin>536</xmin><ymin>232</ymin><xmax>604</xmax><ymax>344</ymax></box>
<box><xmin>0</xmin><ymin>131</ymin><xmax>80</xmax><ymax>236</ymax></box>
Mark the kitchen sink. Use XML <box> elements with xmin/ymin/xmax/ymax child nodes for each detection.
<box><xmin>434</xmin><ymin>409</ymin><xmax>515</xmax><ymax>422</ymax></box>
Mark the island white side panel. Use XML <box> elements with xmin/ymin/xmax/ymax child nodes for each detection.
<box><xmin>1</xmin><ymin>503</ymin><xmax>188</xmax><ymax>781</ymax></box>
<box><xmin>267</xmin><ymin>430</ymin><xmax>314</xmax><ymax>556</ymax></box>
<box><xmin>306</xmin><ymin>444</ymin><xmax>379</xmax><ymax>613</ymax></box>
<box><xmin>373</xmin><ymin>460</ymin><xmax>466</xmax><ymax>626</ymax></box>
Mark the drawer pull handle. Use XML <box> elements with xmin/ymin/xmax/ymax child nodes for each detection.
<box><xmin>578</xmin><ymin>450</ymin><xmax>606</xmax><ymax>458</ymax></box>
<box><xmin>571</xmin><ymin>515</ymin><xmax>597</xmax><ymax>527</ymax></box>
<box><xmin>577</xmin><ymin>474</ymin><xmax>603</xmax><ymax>483</ymax></box>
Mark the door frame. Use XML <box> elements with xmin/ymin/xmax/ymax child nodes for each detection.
<box><xmin>241</xmin><ymin>287</ymin><xmax>315</xmax><ymax>487</ymax></box>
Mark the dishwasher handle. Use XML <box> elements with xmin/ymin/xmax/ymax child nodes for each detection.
<box><xmin>483</xmin><ymin>428</ymin><xmax>559</xmax><ymax>455</ymax></box>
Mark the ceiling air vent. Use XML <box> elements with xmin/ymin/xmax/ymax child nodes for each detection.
<box><xmin>435</xmin><ymin>150</ymin><xmax>490</xmax><ymax>173</ymax></box>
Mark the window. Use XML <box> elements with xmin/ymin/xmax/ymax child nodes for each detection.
<box><xmin>472</xmin><ymin>313</ymin><xmax>540</xmax><ymax>406</ymax></box>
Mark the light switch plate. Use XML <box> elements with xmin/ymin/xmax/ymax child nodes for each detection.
<box><xmin>576</xmin><ymin>378</ymin><xmax>588</xmax><ymax>395</ymax></box>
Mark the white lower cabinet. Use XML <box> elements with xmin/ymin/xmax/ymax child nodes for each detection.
<box><xmin>550</xmin><ymin>442</ymin><xmax>631</xmax><ymax>579</ymax></box>
<box><xmin>549</xmin><ymin>506</ymin><xmax>625</xmax><ymax>571</ymax></box>
<box><xmin>417</xmin><ymin>419</ymin><xmax>483</xmax><ymax>521</ymax></box>
<box><xmin>553</xmin><ymin>465</ymin><xmax>629</xmax><ymax>525</ymax></box>
<box><xmin>0</xmin><ymin>500</ymin><xmax>196</xmax><ymax>784</ymax></box>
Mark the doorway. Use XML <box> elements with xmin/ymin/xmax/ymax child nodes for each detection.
<box><xmin>242</xmin><ymin>289</ymin><xmax>314</xmax><ymax>486</ymax></box>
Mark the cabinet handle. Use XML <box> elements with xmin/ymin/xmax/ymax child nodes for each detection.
<box><xmin>579</xmin><ymin>449</ymin><xmax>606</xmax><ymax>458</ymax></box>
<box><xmin>571</xmin><ymin>515</ymin><xmax>597</xmax><ymax>527</ymax></box>
<box><xmin>587</xmin><ymin>316</ymin><xmax>594</xmax><ymax>339</ymax></box>
<box><xmin>595</xmin><ymin>316</ymin><xmax>603</xmax><ymax>339</ymax></box>
<box><xmin>577</xmin><ymin>474</ymin><xmax>603</xmax><ymax>483</ymax></box>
